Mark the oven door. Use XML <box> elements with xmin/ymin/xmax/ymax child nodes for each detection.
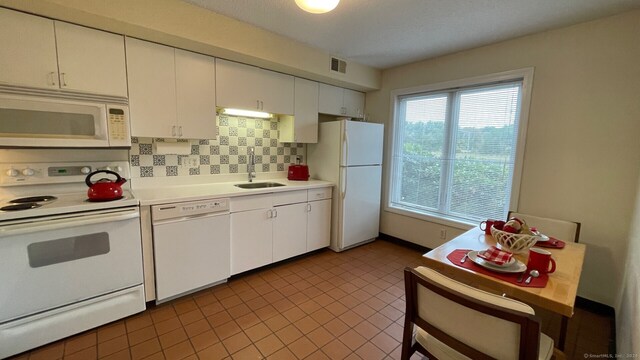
<box><xmin>0</xmin><ymin>207</ymin><xmax>143</xmax><ymax>323</ymax></box>
<box><xmin>0</xmin><ymin>93</ymin><xmax>110</xmax><ymax>147</ymax></box>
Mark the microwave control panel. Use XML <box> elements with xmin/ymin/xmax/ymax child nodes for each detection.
<box><xmin>107</xmin><ymin>106</ymin><xmax>131</xmax><ymax>147</ymax></box>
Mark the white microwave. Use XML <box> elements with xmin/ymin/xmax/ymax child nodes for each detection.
<box><xmin>0</xmin><ymin>93</ymin><xmax>130</xmax><ymax>148</ymax></box>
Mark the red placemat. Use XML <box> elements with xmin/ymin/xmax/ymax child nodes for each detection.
<box><xmin>534</xmin><ymin>237</ymin><xmax>566</xmax><ymax>249</ymax></box>
<box><xmin>447</xmin><ymin>249</ymin><xmax>548</xmax><ymax>288</ymax></box>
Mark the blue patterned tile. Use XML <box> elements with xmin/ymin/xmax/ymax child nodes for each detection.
<box><xmin>270</xmin><ymin>155</ymin><xmax>277</xmax><ymax>164</ymax></box>
<box><xmin>277</xmin><ymin>147</ymin><xmax>284</xmax><ymax>155</ymax></box>
<box><xmin>255</xmin><ymin>138</ymin><xmax>263</xmax><ymax>146</ymax></box>
<box><xmin>270</xmin><ymin>138</ymin><xmax>278</xmax><ymax>147</ymax></box>
<box><xmin>131</xmin><ymin>155</ymin><xmax>140</xmax><ymax>166</ymax></box>
<box><xmin>153</xmin><ymin>155</ymin><xmax>165</xmax><ymax>166</ymax></box>
<box><xmin>238</xmin><ymin>137</ymin><xmax>247</xmax><ymax>146</ymax></box>
<box><xmin>262</xmin><ymin>164</ymin><xmax>270</xmax><ymax>172</ymax></box>
<box><xmin>255</xmin><ymin>155</ymin><xmax>263</xmax><ymax>164</ymax></box>
<box><xmin>270</xmin><ymin>121</ymin><xmax>278</xmax><ymax>130</ymax></box>
<box><xmin>263</xmin><ymin>130</ymin><xmax>270</xmax><ymax>138</ymax></box>
<box><xmin>210</xmin><ymin>145</ymin><xmax>220</xmax><ymax>155</ymax></box>
<box><xmin>210</xmin><ymin>165</ymin><xmax>220</xmax><ymax>174</ymax></box>
<box><xmin>247</xmin><ymin>129</ymin><xmax>255</xmax><ymax>137</ymax></box>
<box><xmin>229</xmin><ymin>164</ymin><xmax>238</xmax><ymax>173</ymax></box>
<box><xmin>140</xmin><ymin>166</ymin><xmax>153</xmax><ymax>177</ymax></box>
<box><xmin>255</xmin><ymin>120</ymin><xmax>263</xmax><ymax>129</ymax></box>
<box><xmin>139</xmin><ymin>144</ymin><xmax>152</xmax><ymax>155</ymax></box>
<box><xmin>238</xmin><ymin>155</ymin><xmax>247</xmax><ymax>164</ymax></box>
<box><xmin>191</xmin><ymin>145</ymin><xmax>199</xmax><ymax>155</ymax></box>
<box><xmin>262</xmin><ymin>147</ymin><xmax>270</xmax><ymax>155</ymax></box>
<box><xmin>220</xmin><ymin>136</ymin><xmax>229</xmax><ymax>145</ymax></box>
<box><xmin>219</xmin><ymin>116</ymin><xmax>229</xmax><ymax>126</ymax></box>
<box><xmin>230</xmin><ymin>146</ymin><xmax>238</xmax><ymax>155</ymax></box>
<box><xmin>189</xmin><ymin>168</ymin><xmax>200</xmax><ymax>175</ymax></box>
<box><xmin>277</xmin><ymin>164</ymin><xmax>284</xmax><ymax>171</ymax></box>
<box><xmin>200</xmin><ymin>155</ymin><xmax>210</xmax><ymax>165</ymax></box>
<box><xmin>230</xmin><ymin>127</ymin><xmax>238</xmax><ymax>136</ymax></box>
<box><xmin>284</xmin><ymin>155</ymin><xmax>291</xmax><ymax>163</ymax></box>
<box><xmin>221</xmin><ymin>155</ymin><xmax>229</xmax><ymax>164</ymax></box>
<box><xmin>166</xmin><ymin>166</ymin><xmax>178</xmax><ymax>176</ymax></box>
<box><xmin>238</xmin><ymin>118</ymin><xmax>246</xmax><ymax>128</ymax></box>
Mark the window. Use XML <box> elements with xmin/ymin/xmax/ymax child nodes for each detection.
<box><xmin>388</xmin><ymin>69</ymin><xmax>533</xmax><ymax>226</ymax></box>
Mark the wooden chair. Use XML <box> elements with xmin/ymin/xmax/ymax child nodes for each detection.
<box><xmin>402</xmin><ymin>266</ymin><xmax>554</xmax><ymax>360</ymax></box>
<box><xmin>508</xmin><ymin>212</ymin><xmax>581</xmax><ymax>243</ymax></box>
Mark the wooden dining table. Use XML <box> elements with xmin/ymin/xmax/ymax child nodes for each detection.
<box><xmin>422</xmin><ymin>227</ymin><xmax>586</xmax><ymax>355</ymax></box>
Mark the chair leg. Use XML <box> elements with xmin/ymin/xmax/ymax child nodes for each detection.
<box><xmin>401</xmin><ymin>322</ymin><xmax>415</xmax><ymax>360</ymax></box>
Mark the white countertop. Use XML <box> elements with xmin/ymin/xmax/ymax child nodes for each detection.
<box><xmin>131</xmin><ymin>173</ymin><xmax>333</xmax><ymax>206</ymax></box>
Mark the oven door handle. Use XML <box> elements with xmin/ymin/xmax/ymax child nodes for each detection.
<box><xmin>0</xmin><ymin>209</ymin><xmax>139</xmax><ymax>237</ymax></box>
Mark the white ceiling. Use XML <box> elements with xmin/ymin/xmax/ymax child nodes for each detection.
<box><xmin>183</xmin><ymin>0</ymin><xmax>640</xmax><ymax>69</ymax></box>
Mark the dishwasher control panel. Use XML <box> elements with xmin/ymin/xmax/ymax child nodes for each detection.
<box><xmin>152</xmin><ymin>198</ymin><xmax>230</xmax><ymax>222</ymax></box>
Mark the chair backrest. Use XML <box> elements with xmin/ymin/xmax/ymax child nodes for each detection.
<box><xmin>403</xmin><ymin>266</ymin><xmax>542</xmax><ymax>360</ymax></box>
<box><xmin>508</xmin><ymin>211</ymin><xmax>581</xmax><ymax>243</ymax></box>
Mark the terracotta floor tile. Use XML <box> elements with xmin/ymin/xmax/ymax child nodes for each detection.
<box><xmin>98</xmin><ymin>323</ymin><xmax>127</xmax><ymax>343</ymax></box>
<box><xmin>354</xmin><ymin>341</ymin><xmax>386</xmax><ymax>360</ymax></box>
<box><xmin>281</xmin><ymin>307</ymin><xmax>306</xmax><ymax>323</ymax></box>
<box><xmin>189</xmin><ymin>329</ymin><xmax>219</xmax><ymax>353</ymax></box>
<box><xmin>196</xmin><ymin>342</ymin><xmax>228</xmax><ymax>360</ymax></box>
<box><xmin>97</xmin><ymin>335</ymin><xmax>129</xmax><ymax>358</ymax></box>
<box><xmin>320</xmin><ymin>339</ymin><xmax>351</xmax><ymax>360</ymax></box>
<box><xmin>244</xmin><ymin>322</ymin><xmax>272</xmax><ymax>343</ymax></box>
<box><xmin>368</xmin><ymin>312</ymin><xmax>394</xmax><ymax>331</ymax></box>
<box><xmin>309</xmin><ymin>309</ymin><xmax>334</xmax><ymax>325</ymax></box>
<box><xmin>305</xmin><ymin>349</ymin><xmax>331</xmax><ymax>360</ymax></box>
<box><xmin>178</xmin><ymin>309</ymin><xmax>204</xmax><ymax>326</ymax></box>
<box><xmin>365</xmin><ymin>297</ymin><xmax>387</xmax><ymax>311</ymax></box>
<box><xmin>264</xmin><ymin>314</ymin><xmax>290</xmax><ymax>332</ymax></box>
<box><xmin>163</xmin><ymin>340</ymin><xmax>194</xmax><ymax>360</ymax></box>
<box><xmin>64</xmin><ymin>332</ymin><xmax>97</xmax><ymax>355</ymax></box>
<box><xmin>354</xmin><ymin>320</ymin><xmax>381</xmax><ymax>339</ymax></box>
<box><xmin>274</xmin><ymin>324</ymin><xmax>303</xmax><ymax>345</ymax></box>
<box><xmin>207</xmin><ymin>311</ymin><xmax>233</xmax><ymax>328</ymax></box>
<box><xmin>183</xmin><ymin>318</ymin><xmax>211</xmax><ymax>338</ymax></box>
<box><xmin>193</xmin><ymin>293</ymin><xmax>218</xmax><ymax>308</ymax></box>
<box><xmin>220</xmin><ymin>295</ymin><xmax>243</xmax><ymax>310</ymax></box>
<box><xmin>352</xmin><ymin>304</ymin><xmax>376</xmax><ymax>319</ymax></box>
<box><xmin>211</xmin><ymin>287</ymin><xmax>235</xmax><ymax>301</ymax></box>
<box><xmin>383</xmin><ymin>323</ymin><xmax>404</xmax><ymax>342</ymax></box>
<box><xmin>158</xmin><ymin>328</ymin><xmax>188</xmax><ymax>350</ymax></box>
<box><xmin>254</xmin><ymin>334</ymin><xmax>285</xmax><ymax>357</ymax></box>
<box><xmin>371</xmin><ymin>331</ymin><xmax>399</xmax><ymax>354</ymax></box>
<box><xmin>339</xmin><ymin>311</ymin><xmax>365</xmax><ymax>328</ymax></box>
<box><xmin>235</xmin><ymin>312</ymin><xmax>261</xmax><ymax>329</ymax></box>
<box><xmin>99</xmin><ymin>348</ymin><xmax>130</xmax><ymax>360</ymax></box>
<box><xmin>253</xmin><ymin>283</ymin><xmax>276</xmax><ymax>295</ymax></box>
<box><xmin>213</xmin><ymin>320</ymin><xmax>242</xmax><ymax>340</ymax></box>
<box><xmin>323</xmin><ymin>318</ymin><xmax>350</xmax><ymax>337</ymax></box>
<box><xmin>345</xmin><ymin>353</ymin><xmax>364</xmax><ymax>360</ymax></box>
<box><xmin>150</xmin><ymin>307</ymin><xmax>178</xmax><ymax>324</ymax></box>
<box><xmin>307</xmin><ymin>327</ymin><xmax>334</xmax><ymax>348</ymax></box>
<box><xmin>263</xmin><ymin>290</ymin><xmax>285</xmax><ymax>303</ymax></box>
<box><xmin>130</xmin><ymin>338</ymin><xmax>161</xmax><ymax>360</ymax></box>
<box><xmin>379</xmin><ymin>305</ymin><xmax>404</xmax><ymax>322</ymax></box>
<box><xmin>298</xmin><ymin>300</ymin><xmax>322</xmax><ymax>315</ymax></box>
<box><xmin>287</xmin><ymin>292</ymin><xmax>310</xmax><ymax>305</ymax></box>
<box><xmin>226</xmin><ymin>303</ymin><xmax>252</xmax><ymax>319</ymax></box>
<box><xmin>125</xmin><ymin>315</ymin><xmax>154</xmax><ymax>334</ymax></box>
<box><xmin>339</xmin><ymin>329</ymin><xmax>367</xmax><ymax>351</ymax></box>
<box><xmin>293</xmin><ymin>316</ymin><xmax>321</xmax><ymax>334</ymax></box>
<box><xmin>277</xmin><ymin>284</ymin><xmax>298</xmax><ymax>297</ymax></box>
<box><xmin>338</xmin><ymin>295</ymin><xmax>361</xmax><ymax>309</ymax></box>
<box><xmin>200</xmin><ymin>302</ymin><xmax>225</xmax><ymax>317</ymax></box>
<box><xmin>245</xmin><ymin>296</ymin><xmax>269</xmax><ymax>311</ymax></box>
<box><xmin>221</xmin><ymin>331</ymin><xmax>251</xmax><ymax>355</ymax></box>
<box><xmin>154</xmin><ymin>317</ymin><xmax>182</xmax><ymax>336</ymax></box>
<box><xmin>266</xmin><ymin>346</ymin><xmax>296</xmax><ymax>360</ymax></box>
<box><xmin>287</xmin><ymin>336</ymin><xmax>318</xmax><ymax>359</ymax></box>
<box><xmin>271</xmin><ymin>298</ymin><xmax>296</xmax><ymax>312</ymax></box>
<box><xmin>173</xmin><ymin>299</ymin><xmax>198</xmax><ymax>315</ymax></box>
<box><xmin>127</xmin><ymin>325</ymin><xmax>157</xmax><ymax>346</ymax></box>
<box><xmin>63</xmin><ymin>346</ymin><xmax>97</xmax><ymax>360</ymax></box>
<box><xmin>230</xmin><ymin>344</ymin><xmax>262</xmax><ymax>360</ymax></box>
<box><xmin>255</xmin><ymin>304</ymin><xmax>279</xmax><ymax>321</ymax></box>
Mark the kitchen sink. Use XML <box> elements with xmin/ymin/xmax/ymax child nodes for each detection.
<box><xmin>235</xmin><ymin>182</ymin><xmax>286</xmax><ymax>189</ymax></box>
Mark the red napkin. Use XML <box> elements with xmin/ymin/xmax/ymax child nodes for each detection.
<box><xmin>534</xmin><ymin>237</ymin><xmax>566</xmax><ymax>249</ymax></box>
<box><xmin>477</xmin><ymin>246</ymin><xmax>513</xmax><ymax>265</ymax></box>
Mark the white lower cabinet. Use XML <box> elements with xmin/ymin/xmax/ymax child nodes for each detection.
<box><xmin>230</xmin><ymin>187</ymin><xmax>331</xmax><ymax>275</ymax></box>
<box><xmin>307</xmin><ymin>199</ymin><xmax>331</xmax><ymax>251</ymax></box>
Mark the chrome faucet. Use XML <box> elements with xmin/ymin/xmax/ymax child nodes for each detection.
<box><xmin>248</xmin><ymin>146</ymin><xmax>256</xmax><ymax>182</ymax></box>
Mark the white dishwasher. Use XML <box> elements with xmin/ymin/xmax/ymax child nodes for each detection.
<box><xmin>152</xmin><ymin>198</ymin><xmax>230</xmax><ymax>303</ymax></box>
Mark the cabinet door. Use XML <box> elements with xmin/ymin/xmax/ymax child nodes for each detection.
<box><xmin>293</xmin><ymin>78</ymin><xmax>318</xmax><ymax>143</ymax></box>
<box><xmin>343</xmin><ymin>89</ymin><xmax>365</xmax><ymax>118</ymax></box>
<box><xmin>55</xmin><ymin>21</ymin><xmax>127</xmax><ymax>97</ymax></box>
<box><xmin>175</xmin><ymin>49</ymin><xmax>217</xmax><ymax>139</ymax></box>
<box><xmin>318</xmin><ymin>83</ymin><xmax>344</xmax><ymax>116</ymax></box>
<box><xmin>215</xmin><ymin>59</ymin><xmax>262</xmax><ymax>111</ymax></box>
<box><xmin>0</xmin><ymin>8</ymin><xmax>58</xmax><ymax>89</ymax></box>
<box><xmin>258</xmin><ymin>70</ymin><xmax>294</xmax><ymax>115</ymax></box>
<box><xmin>126</xmin><ymin>38</ymin><xmax>177</xmax><ymax>138</ymax></box>
<box><xmin>307</xmin><ymin>199</ymin><xmax>331</xmax><ymax>251</ymax></box>
<box><xmin>272</xmin><ymin>203</ymin><xmax>308</xmax><ymax>262</ymax></box>
<box><xmin>230</xmin><ymin>209</ymin><xmax>273</xmax><ymax>275</ymax></box>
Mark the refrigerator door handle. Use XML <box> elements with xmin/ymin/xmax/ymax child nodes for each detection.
<box><xmin>343</xmin><ymin>126</ymin><xmax>349</xmax><ymax>166</ymax></box>
<box><xmin>341</xmin><ymin>169</ymin><xmax>347</xmax><ymax>199</ymax></box>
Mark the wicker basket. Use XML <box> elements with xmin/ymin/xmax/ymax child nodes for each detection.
<box><xmin>490</xmin><ymin>226</ymin><xmax>539</xmax><ymax>254</ymax></box>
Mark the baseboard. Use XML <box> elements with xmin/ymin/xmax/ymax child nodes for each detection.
<box><xmin>378</xmin><ymin>232</ymin><xmax>432</xmax><ymax>253</ymax></box>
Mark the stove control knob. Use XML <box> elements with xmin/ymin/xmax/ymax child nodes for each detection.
<box><xmin>5</xmin><ymin>169</ymin><xmax>19</xmax><ymax>177</ymax></box>
<box><xmin>114</xmin><ymin>166</ymin><xmax>123</xmax><ymax>172</ymax></box>
<box><xmin>80</xmin><ymin>166</ymin><xmax>91</xmax><ymax>174</ymax></box>
<box><xmin>21</xmin><ymin>168</ymin><xmax>35</xmax><ymax>176</ymax></box>
<box><xmin>103</xmin><ymin>166</ymin><xmax>112</xmax><ymax>171</ymax></box>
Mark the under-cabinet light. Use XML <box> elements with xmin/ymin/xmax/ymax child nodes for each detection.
<box><xmin>222</xmin><ymin>108</ymin><xmax>273</xmax><ymax>119</ymax></box>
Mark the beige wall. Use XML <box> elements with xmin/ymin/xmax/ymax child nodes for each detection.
<box><xmin>367</xmin><ymin>9</ymin><xmax>640</xmax><ymax>307</ymax></box>
<box><xmin>0</xmin><ymin>0</ymin><xmax>380</xmax><ymax>91</ymax></box>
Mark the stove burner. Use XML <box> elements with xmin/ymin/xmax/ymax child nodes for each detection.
<box><xmin>10</xmin><ymin>196</ymin><xmax>58</xmax><ymax>204</ymax></box>
<box><xmin>87</xmin><ymin>196</ymin><xmax>124</xmax><ymax>203</ymax></box>
<box><xmin>1</xmin><ymin>203</ymin><xmax>42</xmax><ymax>211</ymax></box>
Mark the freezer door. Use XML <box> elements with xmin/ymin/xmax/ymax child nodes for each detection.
<box><xmin>341</xmin><ymin>121</ymin><xmax>384</xmax><ymax>166</ymax></box>
<box><xmin>338</xmin><ymin>165</ymin><xmax>382</xmax><ymax>249</ymax></box>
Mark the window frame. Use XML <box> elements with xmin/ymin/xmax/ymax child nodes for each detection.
<box><xmin>385</xmin><ymin>68</ymin><xmax>534</xmax><ymax>229</ymax></box>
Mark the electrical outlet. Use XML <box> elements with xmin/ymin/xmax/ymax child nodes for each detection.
<box><xmin>439</xmin><ymin>229</ymin><xmax>447</xmax><ymax>240</ymax></box>
<box><xmin>180</xmin><ymin>155</ymin><xmax>200</xmax><ymax>169</ymax></box>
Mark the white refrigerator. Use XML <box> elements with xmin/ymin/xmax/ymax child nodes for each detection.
<box><xmin>307</xmin><ymin>120</ymin><xmax>384</xmax><ymax>251</ymax></box>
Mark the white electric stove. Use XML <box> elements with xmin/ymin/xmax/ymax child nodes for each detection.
<box><xmin>0</xmin><ymin>161</ymin><xmax>145</xmax><ymax>359</ymax></box>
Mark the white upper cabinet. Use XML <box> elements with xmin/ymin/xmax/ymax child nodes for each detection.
<box><xmin>216</xmin><ymin>59</ymin><xmax>294</xmax><ymax>115</ymax></box>
<box><xmin>175</xmin><ymin>49</ymin><xmax>217</xmax><ymax>139</ymax></box>
<box><xmin>126</xmin><ymin>38</ymin><xmax>217</xmax><ymax>139</ymax></box>
<box><xmin>0</xmin><ymin>8</ymin><xmax>58</xmax><ymax>90</ymax></box>
<box><xmin>318</xmin><ymin>83</ymin><xmax>365</xmax><ymax>118</ymax></box>
<box><xmin>279</xmin><ymin>77</ymin><xmax>319</xmax><ymax>143</ymax></box>
<box><xmin>0</xmin><ymin>8</ymin><xmax>127</xmax><ymax>97</ymax></box>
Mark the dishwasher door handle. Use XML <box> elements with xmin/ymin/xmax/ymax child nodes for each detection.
<box><xmin>152</xmin><ymin>211</ymin><xmax>229</xmax><ymax>225</ymax></box>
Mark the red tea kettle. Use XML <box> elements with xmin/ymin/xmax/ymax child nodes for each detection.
<box><xmin>85</xmin><ymin>170</ymin><xmax>127</xmax><ymax>201</ymax></box>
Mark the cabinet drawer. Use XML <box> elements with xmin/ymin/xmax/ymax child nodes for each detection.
<box><xmin>308</xmin><ymin>187</ymin><xmax>332</xmax><ymax>201</ymax></box>
<box><xmin>230</xmin><ymin>194</ymin><xmax>272</xmax><ymax>212</ymax></box>
<box><xmin>273</xmin><ymin>190</ymin><xmax>307</xmax><ymax>206</ymax></box>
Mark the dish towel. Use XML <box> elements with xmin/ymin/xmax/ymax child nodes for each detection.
<box><xmin>477</xmin><ymin>246</ymin><xmax>513</xmax><ymax>265</ymax></box>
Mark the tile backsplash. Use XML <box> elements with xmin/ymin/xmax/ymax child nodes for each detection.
<box><xmin>129</xmin><ymin>115</ymin><xmax>305</xmax><ymax>178</ymax></box>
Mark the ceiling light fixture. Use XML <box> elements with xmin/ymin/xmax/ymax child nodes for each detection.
<box><xmin>222</xmin><ymin>108</ymin><xmax>273</xmax><ymax>119</ymax></box>
<box><xmin>295</xmin><ymin>0</ymin><xmax>340</xmax><ymax>14</ymax></box>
